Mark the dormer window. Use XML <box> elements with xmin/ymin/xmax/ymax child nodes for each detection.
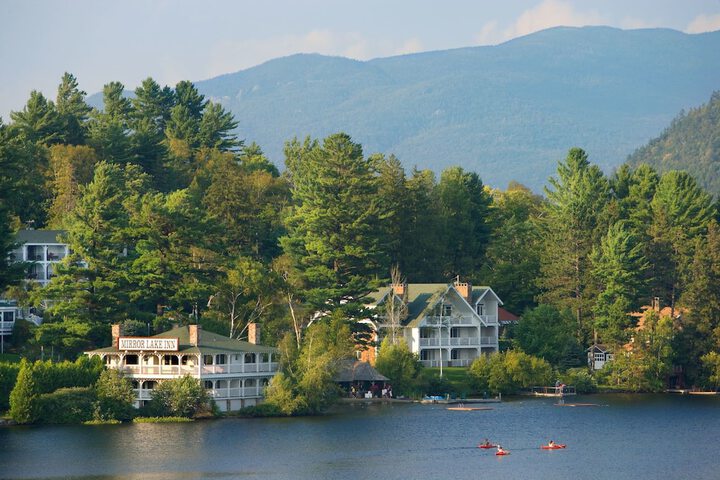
<box><xmin>442</xmin><ymin>304</ymin><xmax>452</xmax><ymax>316</ymax></box>
<box><xmin>476</xmin><ymin>303</ymin><xmax>485</xmax><ymax>315</ymax></box>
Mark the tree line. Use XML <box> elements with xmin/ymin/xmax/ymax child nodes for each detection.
<box><xmin>1</xmin><ymin>73</ymin><xmax>720</xmax><ymax>397</ymax></box>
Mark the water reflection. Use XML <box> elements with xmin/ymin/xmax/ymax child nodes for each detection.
<box><xmin>1</xmin><ymin>395</ymin><xmax>719</xmax><ymax>480</ymax></box>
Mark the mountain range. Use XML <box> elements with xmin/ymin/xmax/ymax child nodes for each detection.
<box><xmin>97</xmin><ymin>26</ymin><xmax>720</xmax><ymax>191</ymax></box>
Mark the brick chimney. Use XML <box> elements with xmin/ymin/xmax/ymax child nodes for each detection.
<box><xmin>248</xmin><ymin>323</ymin><xmax>260</xmax><ymax>345</ymax></box>
<box><xmin>111</xmin><ymin>324</ymin><xmax>121</xmax><ymax>349</ymax></box>
<box><xmin>189</xmin><ymin>324</ymin><xmax>201</xmax><ymax>346</ymax></box>
<box><xmin>453</xmin><ymin>278</ymin><xmax>472</xmax><ymax>304</ymax></box>
<box><xmin>392</xmin><ymin>281</ymin><xmax>408</xmax><ymax>302</ymax></box>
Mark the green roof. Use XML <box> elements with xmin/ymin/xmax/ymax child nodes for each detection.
<box><xmin>16</xmin><ymin>229</ymin><xmax>66</xmax><ymax>244</ymax></box>
<box><xmin>369</xmin><ymin>283</ymin><xmax>496</xmax><ymax>328</ymax></box>
<box><xmin>87</xmin><ymin>325</ymin><xmax>277</xmax><ymax>355</ymax></box>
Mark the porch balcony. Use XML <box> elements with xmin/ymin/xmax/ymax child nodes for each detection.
<box><xmin>120</xmin><ymin>362</ymin><xmax>278</xmax><ymax>376</ymax></box>
<box><xmin>419</xmin><ymin>359</ymin><xmax>474</xmax><ymax>368</ymax></box>
<box><xmin>419</xmin><ymin>337</ymin><xmax>495</xmax><ymax>347</ymax></box>
<box><xmin>478</xmin><ymin>315</ymin><xmax>498</xmax><ymax>325</ymax></box>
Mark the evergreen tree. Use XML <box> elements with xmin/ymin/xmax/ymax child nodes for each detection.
<box><xmin>198</xmin><ymin>101</ymin><xmax>240</xmax><ymax>151</ymax></box>
<box><xmin>591</xmin><ymin>221</ymin><xmax>650</xmax><ymax>344</ymax></box>
<box><xmin>0</xmin><ymin>206</ymin><xmax>24</xmax><ymax>292</ymax></box>
<box><xmin>10</xmin><ymin>90</ymin><xmax>62</xmax><ymax>145</ymax></box>
<box><xmin>9</xmin><ymin>359</ymin><xmax>38</xmax><ymax>424</ymax></box>
<box><xmin>481</xmin><ymin>183</ymin><xmax>543</xmax><ymax>313</ymax></box>
<box><xmin>55</xmin><ymin>72</ymin><xmax>91</xmax><ymax>145</ymax></box>
<box><xmin>437</xmin><ymin>167</ymin><xmax>493</xmax><ymax>279</ymax></box>
<box><xmin>281</xmin><ymin>133</ymin><xmax>386</xmax><ymax>311</ymax></box>
<box><xmin>402</xmin><ymin>168</ymin><xmax>443</xmax><ymax>281</ymax></box>
<box><xmin>649</xmin><ymin>170</ymin><xmax>714</xmax><ymax>308</ymax></box>
<box><xmin>538</xmin><ymin>148</ymin><xmax>610</xmax><ymax>340</ymax></box>
<box><xmin>87</xmin><ymin>82</ymin><xmax>133</xmax><ymax>164</ymax></box>
<box><xmin>373</xmin><ymin>154</ymin><xmax>409</xmax><ymax>271</ymax></box>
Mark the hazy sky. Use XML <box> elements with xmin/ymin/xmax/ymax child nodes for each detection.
<box><xmin>2</xmin><ymin>0</ymin><xmax>720</xmax><ymax>118</ymax></box>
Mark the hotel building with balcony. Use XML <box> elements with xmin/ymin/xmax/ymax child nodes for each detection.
<box><xmin>86</xmin><ymin>324</ymin><xmax>278</xmax><ymax>412</ymax></box>
<box><xmin>363</xmin><ymin>280</ymin><xmax>501</xmax><ymax>367</ymax></box>
<box><xmin>1</xmin><ymin>230</ymin><xmax>68</xmax><ymax>342</ymax></box>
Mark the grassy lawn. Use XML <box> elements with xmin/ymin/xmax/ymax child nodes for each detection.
<box><xmin>424</xmin><ymin>367</ymin><xmax>476</xmax><ymax>396</ymax></box>
<box><xmin>0</xmin><ymin>353</ymin><xmax>21</xmax><ymax>363</ymax></box>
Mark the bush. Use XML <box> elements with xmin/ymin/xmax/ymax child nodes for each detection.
<box><xmin>147</xmin><ymin>375</ymin><xmax>209</xmax><ymax>418</ymax></box>
<box><xmin>469</xmin><ymin>350</ymin><xmax>553</xmax><ymax>395</ymax></box>
<box><xmin>9</xmin><ymin>359</ymin><xmax>37</xmax><ymax>423</ymax></box>
<box><xmin>0</xmin><ymin>362</ymin><xmax>21</xmax><ymax>411</ymax></box>
<box><xmin>374</xmin><ymin>339</ymin><xmax>424</xmax><ymax>396</ymax></box>
<box><xmin>94</xmin><ymin>369</ymin><xmax>135</xmax><ymax>421</ymax></box>
<box><xmin>36</xmin><ymin>387</ymin><xmax>96</xmax><ymax>424</ymax></box>
<box><xmin>560</xmin><ymin>368</ymin><xmax>597</xmax><ymax>393</ymax></box>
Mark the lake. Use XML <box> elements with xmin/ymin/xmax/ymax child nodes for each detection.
<box><xmin>1</xmin><ymin>394</ymin><xmax>718</xmax><ymax>480</ymax></box>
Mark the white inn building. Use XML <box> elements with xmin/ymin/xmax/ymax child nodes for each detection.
<box><xmin>86</xmin><ymin>324</ymin><xmax>278</xmax><ymax>412</ymax></box>
<box><xmin>365</xmin><ymin>280</ymin><xmax>501</xmax><ymax>367</ymax></box>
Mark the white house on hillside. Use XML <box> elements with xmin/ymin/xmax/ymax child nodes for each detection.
<box><xmin>364</xmin><ymin>280</ymin><xmax>501</xmax><ymax>367</ymax></box>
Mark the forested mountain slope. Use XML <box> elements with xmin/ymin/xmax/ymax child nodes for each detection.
<box><xmin>627</xmin><ymin>91</ymin><xmax>720</xmax><ymax>196</ymax></box>
<box><xmin>189</xmin><ymin>26</ymin><xmax>720</xmax><ymax>190</ymax></box>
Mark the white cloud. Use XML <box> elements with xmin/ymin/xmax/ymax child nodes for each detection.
<box><xmin>474</xmin><ymin>0</ymin><xmax>606</xmax><ymax>46</ymax></box>
<box><xmin>204</xmin><ymin>30</ymin><xmax>428</xmax><ymax>78</ymax></box>
<box><xmin>394</xmin><ymin>38</ymin><xmax>424</xmax><ymax>56</ymax></box>
<box><xmin>686</xmin><ymin>13</ymin><xmax>720</xmax><ymax>33</ymax></box>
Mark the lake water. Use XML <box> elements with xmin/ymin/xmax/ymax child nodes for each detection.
<box><xmin>1</xmin><ymin>394</ymin><xmax>719</xmax><ymax>480</ymax></box>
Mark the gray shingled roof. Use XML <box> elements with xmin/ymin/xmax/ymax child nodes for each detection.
<box><xmin>16</xmin><ymin>230</ymin><xmax>67</xmax><ymax>244</ymax></box>
<box><xmin>87</xmin><ymin>325</ymin><xmax>277</xmax><ymax>355</ymax></box>
<box><xmin>333</xmin><ymin>359</ymin><xmax>389</xmax><ymax>382</ymax></box>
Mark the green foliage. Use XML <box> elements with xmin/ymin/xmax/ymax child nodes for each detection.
<box><xmin>281</xmin><ymin>133</ymin><xmax>387</xmax><ymax>312</ymax></box>
<box><xmin>9</xmin><ymin>359</ymin><xmax>38</xmax><ymax>423</ymax></box>
<box><xmin>468</xmin><ymin>350</ymin><xmax>553</xmax><ymax>395</ymax></box>
<box><xmin>512</xmin><ymin>305</ymin><xmax>582</xmax><ymax>367</ymax></box>
<box><xmin>147</xmin><ymin>375</ymin><xmax>209</xmax><ymax>418</ymax></box>
<box><xmin>538</xmin><ymin>148</ymin><xmax>610</xmax><ymax>341</ymax></box>
<box><xmin>234</xmin><ymin>402</ymin><xmax>284</xmax><ymax>417</ymax></box>
<box><xmin>265</xmin><ymin>316</ymin><xmax>353</xmax><ymax>415</ymax></box>
<box><xmin>36</xmin><ymin>387</ymin><xmax>96</xmax><ymax>424</ymax></box>
<box><xmin>628</xmin><ymin>91</ymin><xmax>720</xmax><ymax>196</ymax></box>
<box><xmin>0</xmin><ymin>362</ymin><xmax>21</xmax><ymax>411</ymax></box>
<box><xmin>559</xmin><ymin>368</ymin><xmax>597</xmax><ymax>394</ymax></box>
<box><xmin>374</xmin><ymin>338</ymin><xmax>423</xmax><ymax>396</ymax></box>
<box><xmin>94</xmin><ymin>369</ymin><xmax>135</xmax><ymax>421</ymax></box>
<box><xmin>701</xmin><ymin>352</ymin><xmax>720</xmax><ymax>388</ymax></box>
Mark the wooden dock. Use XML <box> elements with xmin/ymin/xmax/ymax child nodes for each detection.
<box><xmin>527</xmin><ymin>386</ymin><xmax>576</xmax><ymax>397</ymax></box>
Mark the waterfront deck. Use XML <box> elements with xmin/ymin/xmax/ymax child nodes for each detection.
<box><xmin>526</xmin><ymin>386</ymin><xmax>576</xmax><ymax>397</ymax></box>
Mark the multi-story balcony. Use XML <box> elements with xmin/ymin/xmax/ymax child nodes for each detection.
<box><xmin>419</xmin><ymin>337</ymin><xmax>497</xmax><ymax>347</ymax></box>
<box><xmin>119</xmin><ymin>362</ymin><xmax>278</xmax><ymax>377</ymax></box>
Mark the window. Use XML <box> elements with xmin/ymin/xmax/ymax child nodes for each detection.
<box><xmin>181</xmin><ymin>355</ymin><xmax>191</xmax><ymax>365</ymax></box>
<box><xmin>163</xmin><ymin>356</ymin><xmax>179</xmax><ymax>365</ymax></box>
<box><xmin>204</xmin><ymin>380</ymin><xmax>214</xmax><ymax>389</ymax></box>
<box><xmin>26</xmin><ymin>245</ymin><xmax>43</xmax><ymax>261</ymax></box>
<box><xmin>451</xmin><ymin>349</ymin><xmax>459</xmax><ymax>360</ymax></box>
<box><xmin>2</xmin><ymin>311</ymin><xmax>14</xmax><ymax>322</ymax></box>
<box><xmin>203</xmin><ymin>355</ymin><xmax>214</xmax><ymax>365</ymax></box>
<box><xmin>450</xmin><ymin>328</ymin><xmax>460</xmax><ymax>338</ymax></box>
<box><xmin>443</xmin><ymin>305</ymin><xmax>452</xmax><ymax>316</ymax></box>
<box><xmin>420</xmin><ymin>328</ymin><xmax>433</xmax><ymax>338</ymax></box>
<box><xmin>420</xmin><ymin>350</ymin><xmax>430</xmax><ymax>360</ymax></box>
<box><xmin>125</xmin><ymin>355</ymin><xmax>139</xmax><ymax>365</ymax></box>
<box><xmin>216</xmin><ymin>354</ymin><xmax>226</xmax><ymax>364</ymax></box>
<box><xmin>244</xmin><ymin>353</ymin><xmax>256</xmax><ymax>363</ymax></box>
<box><xmin>476</xmin><ymin>303</ymin><xmax>485</xmax><ymax>315</ymax></box>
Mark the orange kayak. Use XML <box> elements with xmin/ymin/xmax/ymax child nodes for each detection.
<box><xmin>478</xmin><ymin>444</ymin><xmax>497</xmax><ymax>449</ymax></box>
<box><xmin>495</xmin><ymin>451</ymin><xmax>510</xmax><ymax>456</ymax></box>
<box><xmin>541</xmin><ymin>444</ymin><xmax>566</xmax><ymax>450</ymax></box>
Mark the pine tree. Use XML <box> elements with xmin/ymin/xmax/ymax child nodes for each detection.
<box><xmin>55</xmin><ymin>72</ymin><xmax>91</xmax><ymax>145</ymax></box>
<box><xmin>538</xmin><ymin>148</ymin><xmax>610</xmax><ymax>340</ymax></box>
<box><xmin>10</xmin><ymin>90</ymin><xmax>62</xmax><ymax>145</ymax></box>
<box><xmin>402</xmin><ymin>168</ymin><xmax>443</xmax><ymax>281</ymax></box>
<box><xmin>9</xmin><ymin>359</ymin><xmax>38</xmax><ymax>424</ymax></box>
<box><xmin>198</xmin><ymin>101</ymin><xmax>240</xmax><ymax>151</ymax></box>
<box><xmin>591</xmin><ymin>221</ymin><xmax>650</xmax><ymax>344</ymax></box>
<box><xmin>281</xmin><ymin>133</ymin><xmax>386</xmax><ymax>311</ymax></box>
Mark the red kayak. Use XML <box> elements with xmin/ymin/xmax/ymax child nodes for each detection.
<box><xmin>478</xmin><ymin>444</ymin><xmax>497</xmax><ymax>449</ymax></box>
<box><xmin>495</xmin><ymin>451</ymin><xmax>510</xmax><ymax>456</ymax></box>
<box><xmin>541</xmin><ymin>444</ymin><xmax>566</xmax><ymax>450</ymax></box>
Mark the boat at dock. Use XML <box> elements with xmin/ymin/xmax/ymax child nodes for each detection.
<box><xmin>526</xmin><ymin>385</ymin><xmax>576</xmax><ymax>397</ymax></box>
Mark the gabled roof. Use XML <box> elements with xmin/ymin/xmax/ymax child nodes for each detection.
<box><xmin>333</xmin><ymin>359</ymin><xmax>389</xmax><ymax>382</ymax></box>
<box><xmin>498</xmin><ymin>307</ymin><xmax>519</xmax><ymax>324</ymax></box>
<box><xmin>368</xmin><ymin>283</ymin><xmax>503</xmax><ymax>328</ymax></box>
<box><xmin>87</xmin><ymin>325</ymin><xmax>277</xmax><ymax>355</ymax></box>
<box><xmin>16</xmin><ymin>229</ymin><xmax>67</xmax><ymax>245</ymax></box>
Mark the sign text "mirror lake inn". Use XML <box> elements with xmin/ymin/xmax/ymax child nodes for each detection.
<box><xmin>118</xmin><ymin>337</ymin><xmax>179</xmax><ymax>351</ymax></box>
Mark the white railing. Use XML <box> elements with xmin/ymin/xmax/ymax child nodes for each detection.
<box><xmin>450</xmin><ymin>359</ymin><xmax>472</xmax><ymax>367</ymax></box>
<box><xmin>480</xmin><ymin>337</ymin><xmax>496</xmax><ymax>345</ymax></box>
<box><xmin>424</xmin><ymin>316</ymin><xmax>474</xmax><ymax>326</ymax></box>
<box><xmin>206</xmin><ymin>387</ymin><xmax>263</xmax><ymax>399</ymax></box>
<box><xmin>420</xmin><ymin>360</ymin><xmax>443</xmax><ymax>367</ymax></box>
<box><xmin>420</xmin><ymin>359</ymin><xmax>475</xmax><ymax>368</ymax></box>
<box><xmin>121</xmin><ymin>362</ymin><xmax>279</xmax><ymax>376</ymax></box>
<box><xmin>478</xmin><ymin>315</ymin><xmax>498</xmax><ymax>325</ymax></box>
<box><xmin>420</xmin><ymin>337</ymin><xmax>481</xmax><ymax>346</ymax></box>
<box><xmin>0</xmin><ymin>320</ymin><xmax>14</xmax><ymax>335</ymax></box>
<box><xmin>201</xmin><ymin>362</ymin><xmax>278</xmax><ymax>375</ymax></box>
